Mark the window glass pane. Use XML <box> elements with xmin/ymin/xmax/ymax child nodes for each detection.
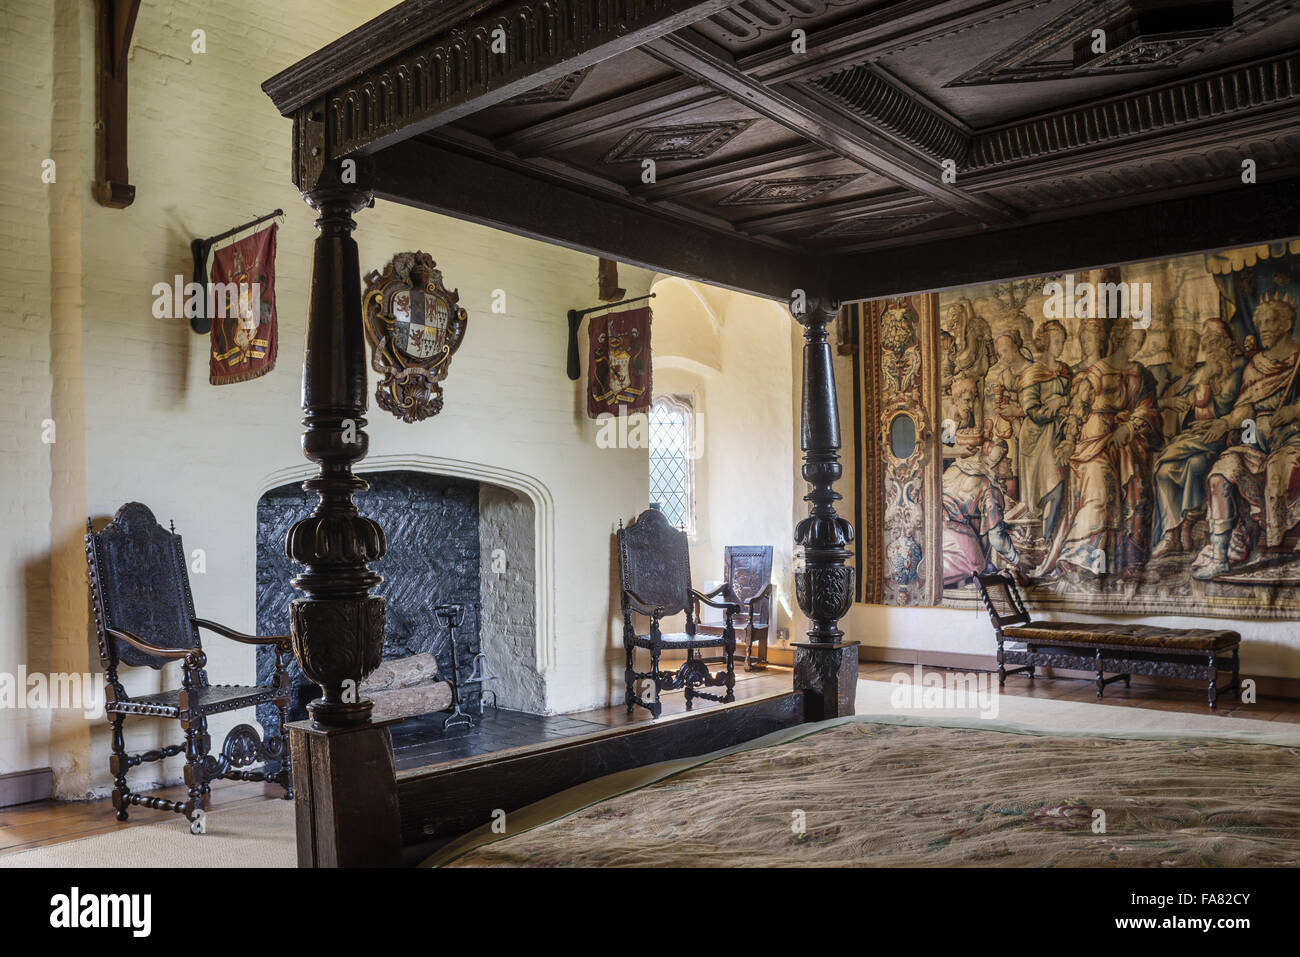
<box><xmin>648</xmin><ymin>397</ymin><xmax>693</xmax><ymax>531</ymax></box>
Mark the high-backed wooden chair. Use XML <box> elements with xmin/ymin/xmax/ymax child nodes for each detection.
<box><xmin>618</xmin><ymin>507</ymin><xmax>739</xmax><ymax>718</ymax></box>
<box><xmin>84</xmin><ymin>502</ymin><xmax>293</xmax><ymax>831</ymax></box>
<box><xmin>696</xmin><ymin>545</ymin><xmax>773</xmax><ymax>671</ymax></box>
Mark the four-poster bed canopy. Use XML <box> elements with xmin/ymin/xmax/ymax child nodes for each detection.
<box><xmin>260</xmin><ymin>0</ymin><xmax>1300</xmax><ymax>866</ymax></box>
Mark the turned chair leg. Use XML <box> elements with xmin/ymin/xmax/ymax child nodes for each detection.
<box><xmin>743</xmin><ymin>625</ymin><xmax>767</xmax><ymax>672</ymax></box>
<box><xmin>625</xmin><ymin>642</ymin><xmax>636</xmax><ymax>715</ymax></box>
<box><xmin>650</xmin><ymin>645</ymin><xmax>663</xmax><ymax>718</ymax></box>
<box><xmin>997</xmin><ymin>639</ymin><xmax>1006</xmax><ymax>688</ymax></box>
<box><xmin>109</xmin><ymin>713</ymin><xmax>129</xmax><ymax>821</ymax></box>
<box><xmin>724</xmin><ymin>637</ymin><xmax>736</xmax><ymax>703</ymax></box>
<box><xmin>182</xmin><ymin>718</ymin><xmax>206</xmax><ymax>823</ymax></box>
<box><xmin>276</xmin><ymin>697</ymin><xmax>294</xmax><ymax>799</ymax></box>
<box><xmin>197</xmin><ymin>716</ymin><xmax>212</xmax><ymax>797</ymax></box>
<box><xmin>684</xmin><ymin>649</ymin><xmax>695</xmax><ymax>711</ymax></box>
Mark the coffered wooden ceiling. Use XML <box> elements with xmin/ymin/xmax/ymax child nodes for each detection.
<box><xmin>264</xmin><ymin>0</ymin><xmax>1300</xmax><ymax>302</ymax></box>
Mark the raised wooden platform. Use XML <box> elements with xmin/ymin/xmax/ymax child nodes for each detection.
<box><xmin>390</xmin><ymin>709</ymin><xmax>607</xmax><ymax>772</ymax></box>
<box><xmin>395</xmin><ymin>690</ymin><xmax>807</xmax><ymax>863</ymax></box>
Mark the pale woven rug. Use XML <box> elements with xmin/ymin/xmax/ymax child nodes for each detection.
<box><xmin>2</xmin><ymin>800</ymin><xmax>296</xmax><ymax>868</ymax></box>
<box><xmin>4</xmin><ymin>678</ymin><xmax>1293</xmax><ymax>868</ymax></box>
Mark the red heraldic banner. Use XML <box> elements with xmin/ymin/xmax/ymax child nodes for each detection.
<box><xmin>209</xmin><ymin>224</ymin><xmax>278</xmax><ymax>385</ymax></box>
<box><xmin>587</xmin><ymin>306</ymin><xmax>652</xmax><ymax>418</ymax></box>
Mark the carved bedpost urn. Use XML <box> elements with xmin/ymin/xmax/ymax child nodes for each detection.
<box><xmin>792</xmin><ymin>297</ymin><xmax>859</xmax><ymax>720</ymax></box>
<box><xmin>285</xmin><ymin>160</ymin><xmax>387</xmax><ymax>728</ymax></box>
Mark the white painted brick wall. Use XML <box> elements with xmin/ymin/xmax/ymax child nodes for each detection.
<box><xmin>479</xmin><ymin>485</ymin><xmax>544</xmax><ymax>712</ymax></box>
<box><xmin>0</xmin><ymin>0</ymin><xmax>57</xmax><ymax>778</ymax></box>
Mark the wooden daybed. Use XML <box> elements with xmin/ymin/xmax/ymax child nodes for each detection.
<box><xmin>976</xmin><ymin>574</ymin><xmax>1242</xmax><ymax>710</ymax></box>
<box><xmin>256</xmin><ymin>1</ymin><xmax>1300</xmax><ymax>866</ymax></box>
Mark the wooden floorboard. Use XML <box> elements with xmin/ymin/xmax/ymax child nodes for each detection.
<box><xmin>6</xmin><ymin>658</ymin><xmax>1299</xmax><ymax>857</ymax></box>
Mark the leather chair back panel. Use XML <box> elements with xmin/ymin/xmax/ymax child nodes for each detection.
<box><xmin>618</xmin><ymin>507</ymin><xmax>691</xmax><ymax>617</ymax></box>
<box><xmin>87</xmin><ymin>502</ymin><xmax>200</xmax><ymax>669</ymax></box>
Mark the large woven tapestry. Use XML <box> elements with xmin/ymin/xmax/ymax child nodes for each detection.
<box><xmin>851</xmin><ymin>240</ymin><xmax>1300</xmax><ymax>619</ymax></box>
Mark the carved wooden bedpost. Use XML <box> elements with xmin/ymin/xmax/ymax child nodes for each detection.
<box><xmin>284</xmin><ymin>159</ymin><xmax>402</xmax><ymax>867</ymax></box>
<box><xmin>792</xmin><ymin>298</ymin><xmax>859</xmax><ymax>720</ymax></box>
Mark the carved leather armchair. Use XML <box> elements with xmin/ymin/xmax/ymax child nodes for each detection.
<box><xmin>618</xmin><ymin>507</ymin><xmax>739</xmax><ymax>718</ymax></box>
<box><xmin>695</xmin><ymin>545</ymin><xmax>773</xmax><ymax>671</ymax></box>
<box><xmin>84</xmin><ymin>502</ymin><xmax>292</xmax><ymax>831</ymax></box>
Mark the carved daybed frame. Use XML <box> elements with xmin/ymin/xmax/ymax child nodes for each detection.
<box><xmin>258</xmin><ymin>1</ymin><xmax>1300</xmax><ymax>866</ymax></box>
<box><xmin>975</xmin><ymin>574</ymin><xmax>1242</xmax><ymax>711</ymax></box>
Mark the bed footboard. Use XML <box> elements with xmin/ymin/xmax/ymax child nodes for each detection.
<box><xmin>290</xmin><ymin>690</ymin><xmax>808</xmax><ymax>867</ymax></box>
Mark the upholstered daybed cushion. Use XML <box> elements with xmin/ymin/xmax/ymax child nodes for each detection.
<box><xmin>1002</xmin><ymin>622</ymin><xmax>1239</xmax><ymax>652</ymax></box>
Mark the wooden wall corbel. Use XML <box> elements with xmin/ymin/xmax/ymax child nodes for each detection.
<box><xmin>597</xmin><ymin>258</ymin><xmax>625</xmax><ymax>302</ymax></box>
<box><xmin>94</xmin><ymin>0</ymin><xmax>142</xmax><ymax>208</ymax></box>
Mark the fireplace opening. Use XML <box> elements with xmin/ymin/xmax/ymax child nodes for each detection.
<box><xmin>255</xmin><ymin>470</ymin><xmax>542</xmax><ymax>748</ymax></box>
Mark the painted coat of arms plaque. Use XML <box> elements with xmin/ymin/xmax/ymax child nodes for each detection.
<box><xmin>363</xmin><ymin>251</ymin><xmax>468</xmax><ymax>422</ymax></box>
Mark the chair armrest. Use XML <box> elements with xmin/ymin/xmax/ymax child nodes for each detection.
<box><xmin>699</xmin><ymin>583</ymin><xmax>730</xmax><ymax>600</ymax></box>
<box><xmin>622</xmin><ymin>595</ymin><xmax>665</xmax><ymax>620</ymax></box>
<box><xmin>106</xmin><ymin>627</ymin><xmax>194</xmax><ymax>661</ymax></box>
<box><xmin>746</xmin><ymin>583</ymin><xmax>773</xmax><ymax>616</ymax></box>
<box><xmin>689</xmin><ymin>589</ymin><xmax>740</xmax><ymax>613</ymax></box>
<box><xmin>192</xmin><ymin>618</ymin><xmax>291</xmax><ymax>647</ymax></box>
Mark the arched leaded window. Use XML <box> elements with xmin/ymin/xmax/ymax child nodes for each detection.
<box><xmin>648</xmin><ymin>394</ymin><xmax>695</xmax><ymax>533</ymax></box>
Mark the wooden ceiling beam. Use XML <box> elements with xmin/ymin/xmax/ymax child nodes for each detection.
<box><xmin>643</xmin><ymin>28</ymin><xmax>1018</xmax><ymax>223</ymax></box>
<box><xmin>491</xmin><ymin>0</ymin><xmax>987</xmax><ymax>156</ymax></box>
<box><xmin>744</xmin><ymin>0</ymin><xmax>1038</xmax><ymax>86</ymax></box>
<box><xmin>373</xmin><ymin>137</ymin><xmax>826</xmax><ymax>301</ymax></box>
<box><xmin>833</xmin><ymin>175</ymin><xmax>1300</xmax><ymax>301</ymax></box>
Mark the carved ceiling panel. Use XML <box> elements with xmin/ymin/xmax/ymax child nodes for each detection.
<box><xmin>602</xmin><ymin>119</ymin><xmax>756</xmax><ymax>162</ymax></box>
<box><xmin>717</xmin><ymin>173</ymin><xmax>860</xmax><ymax>204</ymax></box>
